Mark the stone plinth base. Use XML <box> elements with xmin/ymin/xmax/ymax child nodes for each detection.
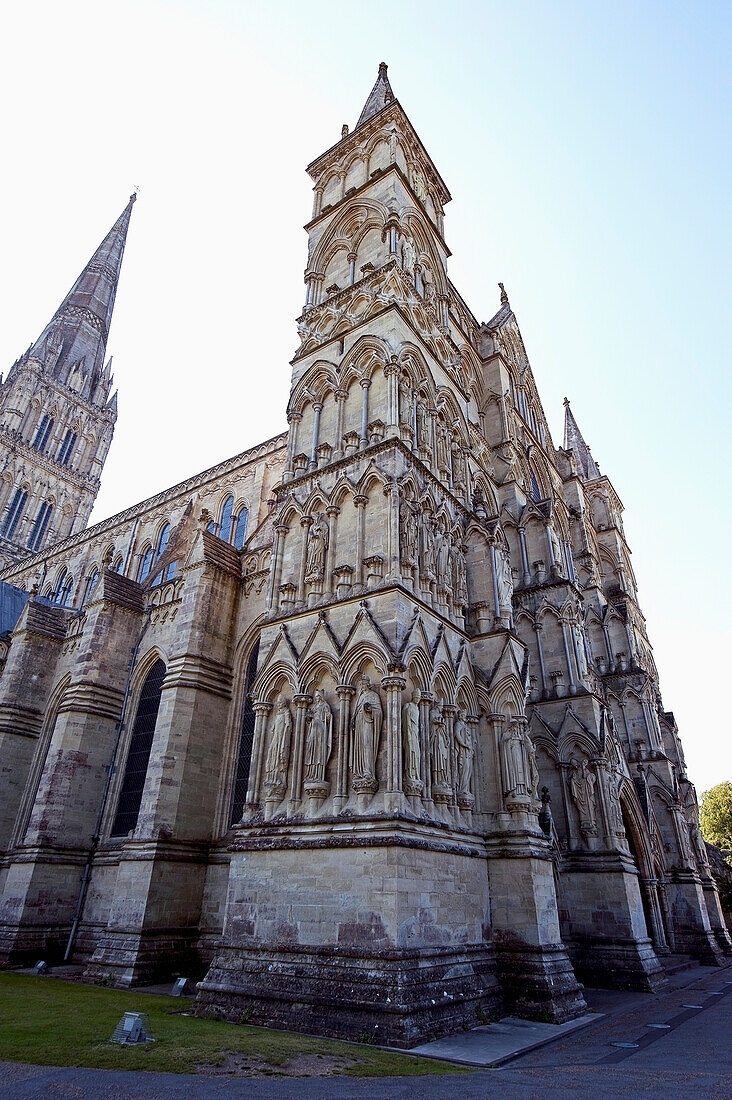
<box><xmin>81</xmin><ymin>927</ymin><xmax>200</xmax><ymax>987</ymax></box>
<box><xmin>568</xmin><ymin>937</ymin><xmax>665</xmax><ymax>990</ymax></box>
<box><xmin>196</xmin><ymin>943</ymin><xmax>502</xmax><ymax>1047</ymax></box>
<box><xmin>494</xmin><ymin>940</ymin><xmax>587</xmax><ymax>1022</ymax></box>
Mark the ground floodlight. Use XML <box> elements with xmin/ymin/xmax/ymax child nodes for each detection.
<box><xmin>109</xmin><ymin>1011</ymin><xmax>155</xmax><ymax>1045</ymax></box>
<box><xmin>32</xmin><ymin>960</ymin><xmax>50</xmax><ymax>975</ymax></box>
<box><xmin>172</xmin><ymin>977</ymin><xmax>192</xmax><ymax>996</ymax></box>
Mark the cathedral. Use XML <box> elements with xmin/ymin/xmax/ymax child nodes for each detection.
<box><xmin>0</xmin><ymin>65</ymin><xmax>728</xmax><ymax>1046</ymax></box>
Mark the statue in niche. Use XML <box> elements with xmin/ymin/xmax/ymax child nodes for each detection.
<box><xmin>454</xmin><ymin>709</ymin><xmax>474</xmax><ymax>798</ymax></box>
<box><xmin>304</xmin><ymin>689</ymin><xmax>333</xmax><ymax>783</ymax></box>
<box><xmin>410</xmin><ymin>167</ymin><xmax>428</xmax><ymax>202</ymax></box>
<box><xmin>524</xmin><ymin>727</ymin><xmax>540</xmax><ymax>799</ymax></box>
<box><xmin>417</xmin><ymin>399</ymin><xmax>430</xmax><ymax>449</ymax></box>
<box><xmin>500</xmin><ymin>719</ymin><xmax>529</xmax><ymax>797</ymax></box>
<box><xmin>429</xmin><ymin>703</ymin><xmax>451</xmax><ymax>791</ymax></box>
<box><xmin>402</xmin><ymin>236</ymin><xmax>417</xmax><ymax>273</ymax></box>
<box><xmin>264</xmin><ymin>696</ymin><xmax>293</xmax><ymax>792</ymax></box>
<box><xmin>569</xmin><ymin>756</ymin><xmax>597</xmax><ymax>830</ymax></box>
<box><xmin>690</xmin><ymin>824</ymin><xmax>709</xmax><ymax>870</ymax></box>
<box><xmin>495</xmin><ymin>544</ymin><xmax>513</xmax><ymax>615</ymax></box>
<box><xmin>402</xmin><ymin>689</ymin><xmax>422</xmax><ymax>792</ymax></box>
<box><xmin>434</xmin><ymin>521</ymin><xmax>450</xmax><ymax>580</ymax></box>
<box><xmin>400</xmin><ymin>498</ymin><xmax>419</xmax><ymax>567</ymax></box>
<box><xmin>350</xmin><ymin>676</ymin><xmax>383</xmax><ymax>788</ymax></box>
<box><xmin>607</xmin><ymin>770</ymin><xmax>624</xmax><ymax>833</ymax></box>
<box><xmin>573</xmin><ymin>623</ymin><xmax>589</xmax><ymax>681</ymax></box>
<box><xmin>436</xmin><ymin>422</ymin><xmax>450</xmax><ymax>471</ymax></box>
<box><xmin>451</xmin><ymin>542</ymin><xmax>468</xmax><ymax>606</ymax></box>
<box><xmin>550</xmin><ymin>526</ymin><xmax>563</xmax><ymax>574</ymax></box>
<box><xmin>421</xmin><ymin>263</ymin><xmax>436</xmax><ymax>309</ymax></box>
<box><xmin>305</xmin><ymin>513</ymin><xmax>329</xmax><ymax>581</ymax></box>
<box><xmin>420</xmin><ymin>513</ymin><xmax>436</xmax><ymax>576</ymax></box>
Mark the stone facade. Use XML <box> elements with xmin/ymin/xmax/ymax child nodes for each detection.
<box><xmin>0</xmin><ymin>66</ymin><xmax>728</xmax><ymax>1047</ymax></box>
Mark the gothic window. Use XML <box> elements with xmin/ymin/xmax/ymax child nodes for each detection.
<box><xmin>157</xmin><ymin>523</ymin><xmax>170</xmax><ymax>557</ymax></box>
<box><xmin>138</xmin><ymin>546</ymin><xmax>153</xmax><ymax>582</ymax></box>
<box><xmin>206</xmin><ymin>518</ymin><xmax>216</xmax><ymax>533</ymax></box>
<box><xmin>82</xmin><ymin>569</ymin><xmax>99</xmax><ymax>605</ymax></box>
<box><xmin>220</xmin><ymin>495</ymin><xmax>234</xmax><ymax>543</ymax></box>
<box><xmin>57</xmin><ymin>429</ymin><xmax>77</xmax><ymax>466</ymax></box>
<box><xmin>112</xmin><ymin>554</ymin><xmax>124</xmax><ymax>574</ymax></box>
<box><xmin>1</xmin><ymin>489</ymin><xmax>28</xmax><ymax>539</ymax></box>
<box><xmin>32</xmin><ymin>415</ymin><xmax>53</xmax><ymax>453</ymax></box>
<box><xmin>58</xmin><ymin>574</ymin><xmax>73</xmax><ymax>607</ymax></box>
<box><xmin>530</xmin><ymin>469</ymin><xmax>542</xmax><ymax>503</ymax></box>
<box><xmin>229</xmin><ymin>639</ymin><xmax>259</xmax><ymax>826</ymax></box>
<box><xmin>110</xmin><ymin>658</ymin><xmax>166</xmax><ymax>837</ymax></box>
<box><xmin>27</xmin><ymin>502</ymin><xmax>52</xmax><ymax>552</ymax></box>
<box><xmin>233</xmin><ymin>506</ymin><xmax>248</xmax><ymax>550</ymax></box>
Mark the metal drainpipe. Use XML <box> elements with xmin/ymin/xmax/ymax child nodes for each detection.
<box><xmin>64</xmin><ymin>607</ymin><xmax>151</xmax><ymax>962</ymax></box>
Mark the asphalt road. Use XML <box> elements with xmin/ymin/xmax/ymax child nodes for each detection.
<box><xmin>1</xmin><ymin>967</ymin><xmax>730</xmax><ymax>1099</ymax></box>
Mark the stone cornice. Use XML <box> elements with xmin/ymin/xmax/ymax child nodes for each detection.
<box><xmin>0</xmin><ymin>432</ymin><xmax>288</xmax><ymax>583</ymax></box>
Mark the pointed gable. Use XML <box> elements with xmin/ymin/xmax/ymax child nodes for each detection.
<box><xmin>356</xmin><ymin>62</ymin><xmax>395</xmax><ymax>129</ymax></box>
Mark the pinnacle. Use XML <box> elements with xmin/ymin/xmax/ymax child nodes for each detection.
<box><xmin>356</xmin><ymin>62</ymin><xmax>396</xmax><ymax>129</ymax></box>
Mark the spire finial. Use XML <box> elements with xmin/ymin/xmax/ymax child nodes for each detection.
<box><xmin>379</xmin><ymin>61</ymin><xmax>388</xmax><ymax>77</ymax></box>
<box><xmin>499</xmin><ymin>282</ymin><xmax>509</xmax><ymax>305</ymax></box>
<box><xmin>356</xmin><ymin>62</ymin><xmax>396</xmax><ymax>128</ymax></box>
<box><xmin>563</xmin><ymin>396</ymin><xmax>570</xmax><ymax>407</ymax></box>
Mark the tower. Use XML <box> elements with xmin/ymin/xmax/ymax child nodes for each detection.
<box><xmin>0</xmin><ymin>195</ymin><xmax>135</xmax><ymax>571</ymax></box>
<box><xmin>196</xmin><ymin>64</ymin><xmax>588</xmax><ymax>1044</ymax></box>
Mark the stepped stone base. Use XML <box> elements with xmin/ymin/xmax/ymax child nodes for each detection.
<box><xmin>494</xmin><ymin>939</ymin><xmax>587</xmax><ymax>1022</ymax></box>
<box><xmin>196</xmin><ymin>943</ymin><xmax>502</xmax><ymax>1047</ymax></box>
<box><xmin>81</xmin><ymin>927</ymin><xmax>200</xmax><ymax>987</ymax></box>
<box><xmin>569</xmin><ymin>937</ymin><xmax>665</xmax><ymax>991</ymax></box>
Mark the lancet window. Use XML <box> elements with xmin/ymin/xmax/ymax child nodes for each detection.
<box><xmin>27</xmin><ymin>501</ymin><xmax>52</xmax><ymax>552</ymax></box>
<box><xmin>31</xmin><ymin>415</ymin><xmax>53</xmax><ymax>453</ymax></box>
<box><xmin>110</xmin><ymin>658</ymin><xmax>166</xmax><ymax>837</ymax></box>
<box><xmin>1</xmin><ymin>489</ymin><xmax>27</xmax><ymax>539</ymax></box>
<box><xmin>229</xmin><ymin>639</ymin><xmax>260</xmax><ymax>826</ymax></box>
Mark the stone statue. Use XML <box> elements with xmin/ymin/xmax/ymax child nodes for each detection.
<box><xmin>350</xmin><ymin>676</ymin><xmax>383</xmax><ymax>787</ymax></box>
<box><xmin>402</xmin><ymin>236</ymin><xmax>417</xmax><ymax>273</ymax></box>
<box><xmin>436</xmin><ymin>423</ymin><xmax>449</xmax><ymax>471</ymax></box>
<box><xmin>569</xmin><ymin>756</ymin><xmax>597</xmax><ymax>830</ymax></box>
<box><xmin>451</xmin><ymin>543</ymin><xmax>468</xmax><ymax>606</ymax></box>
<box><xmin>573</xmin><ymin>623</ymin><xmax>588</xmax><ymax>681</ymax></box>
<box><xmin>434</xmin><ymin>521</ymin><xmax>450</xmax><ymax>579</ymax></box>
<box><xmin>691</xmin><ymin>824</ymin><xmax>708</xmax><ymax>870</ymax></box>
<box><xmin>410</xmin><ymin>167</ymin><xmax>427</xmax><ymax>201</ymax></box>
<box><xmin>304</xmin><ymin>689</ymin><xmax>333</xmax><ymax>783</ymax></box>
<box><xmin>550</xmin><ymin>526</ymin><xmax>563</xmax><ymax>574</ymax></box>
<box><xmin>420</xmin><ymin>514</ymin><xmax>436</xmax><ymax>576</ymax></box>
<box><xmin>495</xmin><ymin>544</ymin><xmax>513</xmax><ymax>615</ymax></box>
<box><xmin>523</xmin><ymin>727</ymin><xmax>540</xmax><ymax>799</ymax></box>
<box><xmin>454</xmin><ymin>709</ymin><xmax>474</xmax><ymax>798</ymax></box>
<box><xmin>417</xmin><ymin>400</ymin><xmax>430</xmax><ymax>449</ymax></box>
<box><xmin>402</xmin><ymin>690</ymin><xmax>422</xmax><ymax>792</ymax></box>
<box><xmin>607</xmin><ymin>770</ymin><xmax>624</xmax><ymax>833</ymax></box>
<box><xmin>400</xmin><ymin>499</ymin><xmax>418</xmax><ymax>567</ymax></box>
<box><xmin>264</xmin><ymin>696</ymin><xmax>293</xmax><ymax>791</ymax></box>
<box><xmin>429</xmin><ymin>704</ymin><xmax>451</xmax><ymax>792</ymax></box>
<box><xmin>500</xmin><ymin>719</ymin><xmax>528</xmax><ymax>797</ymax></box>
<box><xmin>305</xmin><ymin>513</ymin><xmax>329</xmax><ymax>581</ymax></box>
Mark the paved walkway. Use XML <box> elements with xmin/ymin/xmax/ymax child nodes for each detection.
<box><xmin>1</xmin><ymin>964</ymin><xmax>730</xmax><ymax>1098</ymax></box>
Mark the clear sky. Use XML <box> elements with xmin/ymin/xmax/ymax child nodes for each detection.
<box><xmin>1</xmin><ymin>0</ymin><xmax>730</xmax><ymax>794</ymax></box>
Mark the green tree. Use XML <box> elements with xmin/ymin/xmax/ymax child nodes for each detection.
<box><xmin>700</xmin><ymin>781</ymin><xmax>732</xmax><ymax>851</ymax></box>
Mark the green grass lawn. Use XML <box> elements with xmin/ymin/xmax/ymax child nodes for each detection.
<box><xmin>0</xmin><ymin>974</ymin><xmax>467</xmax><ymax>1077</ymax></box>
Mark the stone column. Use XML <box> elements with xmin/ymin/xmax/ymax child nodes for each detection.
<box><xmin>265</xmin><ymin>524</ymin><xmax>288</xmax><ymax>613</ymax></box>
<box><xmin>560</xmin><ymin>622</ymin><xmax>577</xmax><ymax>695</ymax></box>
<box><xmin>312</xmin><ymin>187</ymin><xmax>323</xmax><ymax>219</ymax></box>
<box><xmin>246</xmin><ymin>700</ymin><xmax>273</xmax><ymax>808</ymax></box>
<box><xmin>333</xmin><ymin>388</ymin><xmax>347</xmax><ymax>459</ymax></box>
<box><xmin>382</xmin><ymin>673</ymin><xmax>406</xmax><ymax>814</ymax></box>
<box><xmin>296</xmin><ymin>516</ymin><xmax>313</xmax><ymax>605</ymax></box>
<box><xmin>334</xmin><ymin>684</ymin><xmax>354</xmax><ymax>812</ymax></box>
<box><xmin>359</xmin><ymin>379</ymin><xmax>371</xmax><ymax>449</ymax></box>
<box><xmin>348</xmin><ymin>252</ymin><xmax>356</xmax><ymax>285</ymax></box>
<box><xmin>419</xmin><ymin>691</ymin><xmax>433</xmax><ymax>807</ymax></box>
<box><xmin>534</xmin><ymin>623</ymin><xmax>547</xmax><ymax>697</ymax></box>
<box><xmin>284</xmin><ymin>413</ymin><xmax>301</xmax><ymax>481</ymax></box>
<box><xmin>309</xmin><ymin>402</ymin><xmax>323</xmax><ymax>470</ymax></box>
<box><xmin>385</xmin><ymin>360</ymin><xmax>399</xmax><ymax>437</ymax></box>
<box><xmin>386</xmin><ymin>479</ymin><xmax>401</xmax><ymax>583</ymax></box>
<box><xmin>288</xmin><ymin>694</ymin><xmax>312</xmax><ymax>814</ymax></box>
<box><xmin>354</xmin><ymin>494</ymin><xmax>367</xmax><ymax>586</ymax></box>
<box><xmin>442</xmin><ymin>703</ymin><xmax>457</xmax><ymax>810</ymax></box>
<box><xmin>324</xmin><ymin>506</ymin><xmax>339</xmax><ymax>598</ymax></box>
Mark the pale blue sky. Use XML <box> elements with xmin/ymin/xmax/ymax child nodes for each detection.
<box><xmin>0</xmin><ymin>0</ymin><xmax>729</xmax><ymax>791</ymax></box>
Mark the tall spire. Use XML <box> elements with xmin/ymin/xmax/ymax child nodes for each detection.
<box><xmin>356</xmin><ymin>62</ymin><xmax>395</xmax><ymax>129</ymax></box>
<box><xmin>25</xmin><ymin>193</ymin><xmax>137</xmax><ymax>391</ymax></box>
<box><xmin>563</xmin><ymin>398</ymin><xmax>601</xmax><ymax>479</ymax></box>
